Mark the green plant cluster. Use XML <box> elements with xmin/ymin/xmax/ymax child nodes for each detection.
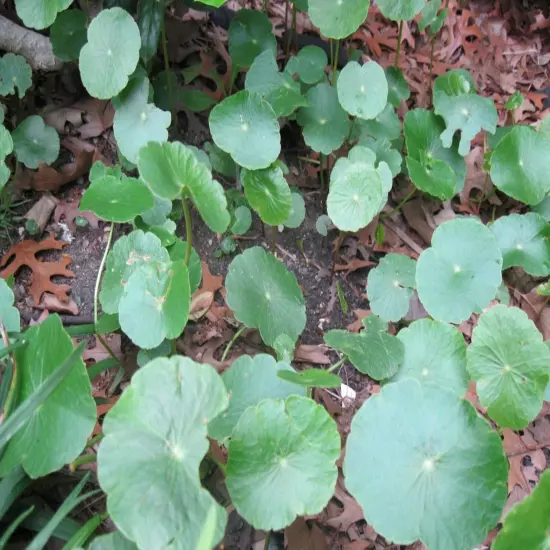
<box><xmin>1</xmin><ymin>0</ymin><xmax>550</xmax><ymax>549</ymax></box>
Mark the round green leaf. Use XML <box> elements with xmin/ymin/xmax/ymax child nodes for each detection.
<box><xmin>204</xmin><ymin>141</ymin><xmax>236</xmax><ymax>178</ymax></box>
<box><xmin>277</xmin><ymin>368</ymin><xmax>341</xmax><ymax>388</ymax></box>
<box><xmin>0</xmin><ymin>279</ymin><xmax>20</xmax><ymax>345</ymax></box>
<box><xmin>81</xmin><ymin>175</ymin><xmax>154</xmax><ymax>223</ymax></box>
<box><xmin>291</xmin><ymin>46</ymin><xmax>328</xmax><ymax>85</ymax></box>
<box><xmin>308</xmin><ymin>0</ymin><xmax>371</xmax><ymax>39</ymax></box>
<box><xmin>385</xmin><ymin>66</ymin><xmax>410</xmax><ymax>107</ymax></box>
<box><xmin>283</xmin><ymin>192</ymin><xmax>306</xmax><ymax>229</ymax></box>
<box><xmin>404</xmin><ymin>108</ymin><xmax>466</xmax><ymax>198</ymax></box>
<box><xmin>297</xmin><ymin>83</ymin><xmax>350</xmax><ymax>155</ymax></box>
<box><xmin>467</xmin><ymin>305</ymin><xmax>550</xmax><ymax>429</ymax></box>
<box><xmin>228</xmin><ymin>10</ymin><xmax>276</xmax><ymax>68</ymax></box>
<box><xmin>208</xmin><ymin>354</ymin><xmax>306</xmax><ymax>441</ymax></box>
<box><xmin>327</xmin><ymin>163</ymin><xmax>383</xmax><ymax>232</ymax></box>
<box><xmin>533</xmin><ymin>194</ymin><xmax>550</xmax><ymax>221</ymax></box>
<box><xmin>167</xmin><ymin>239</ymin><xmax>201</xmax><ymax>293</ymax></box>
<box><xmin>0</xmin><ymin>124</ymin><xmax>13</xmax><ymax>188</ymax></box>
<box><xmin>377</xmin><ymin>0</ymin><xmax>426</xmax><ymax>20</ymax></box>
<box><xmin>226</xmin><ymin>396</ymin><xmax>339</xmax><ymax>530</ymax></box>
<box><xmin>367</xmin><ymin>253</ymin><xmax>416</xmax><ymax>322</ymax></box>
<box><xmin>416</xmin><ymin>217</ymin><xmax>503</xmax><ymax>324</ymax></box>
<box><xmin>98</xmin><ymin>357</ymin><xmax>228</xmax><ymax>549</ymax></box>
<box><xmin>0</xmin><ymin>54</ymin><xmax>32</xmax><ymax>98</ymax></box>
<box><xmin>491</xmin><ymin>213</ymin><xmax>550</xmax><ymax>276</ymax></box>
<box><xmin>337</xmin><ymin>61</ymin><xmax>388</xmax><ymax>120</ymax></box>
<box><xmin>344</xmin><ymin>378</ymin><xmax>508</xmax><ymax>550</ymax></box>
<box><xmin>225</xmin><ymin>247</ymin><xmax>306</xmax><ymax>347</ymax></box>
<box><xmin>231</xmin><ymin>205</ymin><xmax>252</xmax><ymax>235</ymax></box>
<box><xmin>14</xmin><ymin>0</ymin><xmax>72</xmax><ymax>29</ymax></box>
<box><xmin>245</xmin><ymin>50</ymin><xmax>307</xmax><ymax>118</ymax></box>
<box><xmin>242</xmin><ymin>165</ymin><xmax>292</xmax><ymax>225</ymax></box>
<box><xmin>355</xmin><ymin>103</ymin><xmax>401</xmax><ymax>141</ymax></box>
<box><xmin>140</xmin><ymin>195</ymin><xmax>172</xmax><ymax>226</ymax></box>
<box><xmin>493</xmin><ymin>470</ymin><xmax>550</xmax><ymax>550</ymax></box>
<box><xmin>138</xmin><ymin>141</ymin><xmax>230</xmax><ymax>233</ymax></box>
<box><xmin>490</xmin><ymin>125</ymin><xmax>550</xmax><ymax>205</ymax></box>
<box><xmin>0</xmin><ymin>315</ymin><xmax>95</xmax><ymax>478</ymax></box>
<box><xmin>209</xmin><ymin>90</ymin><xmax>280</xmax><ymax>170</ymax></box>
<box><xmin>79</xmin><ymin>8</ymin><xmax>141</xmax><ymax>99</ymax></box>
<box><xmin>12</xmin><ymin>115</ymin><xmax>59</xmax><ymax>169</ymax></box>
<box><xmin>50</xmin><ymin>10</ymin><xmax>87</xmax><ymax>61</ymax></box>
<box><xmin>119</xmin><ymin>260</ymin><xmax>190</xmax><ymax>349</ymax></box>
<box><xmin>315</xmin><ymin>214</ymin><xmax>331</xmax><ymax>236</ymax></box>
<box><xmin>358</xmin><ymin>135</ymin><xmax>403</xmax><ymax>177</ymax></box>
<box><xmin>324</xmin><ymin>321</ymin><xmax>404</xmax><ymax>380</ymax></box>
<box><xmin>433</xmin><ymin>69</ymin><xmax>498</xmax><ymax>156</ymax></box>
<box><xmin>89</xmin><ymin>532</ymin><xmax>138</xmax><ymax>550</ymax></box>
<box><xmin>100</xmin><ymin>230</ymin><xmax>169</xmax><ymax>314</ymax></box>
<box><xmin>390</xmin><ymin>319</ymin><xmax>468</xmax><ymax>395</ymax></box>
<box><xmin>113</xmin><ymin>75</ymin><xmax>170</xmax><ymax>164</ymax></box>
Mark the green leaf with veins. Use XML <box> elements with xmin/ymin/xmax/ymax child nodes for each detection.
<box><xmin>208</xmin><ymin>354</ymin><xmax>305</xmax><ymax>441</ymax></box>
<box><xmin>533</xmin><ymin>195</ymin><xmax>550</xmax><ymax>222</ymax></box>
<box><xmin>433</xmin><ymin>69</ymin><xmax>497</xmax><ymax>156</ymax></box>
<box><xmin>138</xmin><ymin>141</ymin><xmax>230</xmax><ymax>233</ymax></box>
<box><xmin>81</xmin><ymin>174</ymin><xmax>154</xmax><ymax>223</ymax></box>
<box><xmin>467</xmin><ymin>305</ymin><xmax>550</xmax><ymax>430</ymax></box>
<box><xmin>504</xmin><ymin>90</ymin><xmax>524</xmax><ymax>111</ymax></box>
<box><xmin>113</xmin><ymin>75</ymin><xmax>170</xmax><ymax>164</ymax></box>
<box><xmin>277</xmin><ymin>368</ymin><xmax>341</xmax><ymax>388</ymax></box>
<box><xmin>377</xmin><ymin>0</ymin><xmax>427</xmax><ymax>20</ymax></box>
<box><xmin>367</xmin><ymin>253</ymin><xmax>416</xmax><ymax>322</ymax></box>
<box><xmin>418</xmin><ymin>0</ymin><xmax>444</xmax><ymax>33</ymax></box>
<box><xmin>15</xmin><ymin>0</ymin><xmax>72</xmax><ymax>29</ymax></box>
<box><xmin>287</xmin><ymin>46</ymin><xmax>328</xmax><ymax>85</ymax></box>
<box><xmin>0</xmin><ymin>54</ymin><xmax>31</xmax><ymax>98</ymax></box>
<box><xmin>308</xmin><ymin>0</ymin><xmax>371</xmax><ymax>39</ymax></box>
<box><xmin>100</xmin><ymin>230</ymin><xmax>169</xmax><ymax>314</ymax></box>
<box><xmin>152</xmin><ymin>70</ymin><xmax>178</xmax><ymax>112</ymax></box>
<box><xmin>242</xmin><ymin>165</ymin><xmax>292</xmax><ymax>225</ymax></box>
<box><xmin>12</xmin><ymin>116</ymin><xmax>59</xmax><ymax>169</ymax></box>
<box><xmin>324</xmin><ymin>318</ymin><xmax>404</xmax><ymax>380</ymax></box>
<box><xmin>79</xmin><ymin>8</ymin><xmax>141</xmax><ymax>99</ymax></box>
<box><xmin>491</xmin><ymin>213</ymin><xmax>550</xmax><ymax>276</ymax></box>
<box><xmin>0</xmin><ymin>279</ymin><xmax>20</xmax><ymax>348</ymax></box>
<box><xmin>225</xmin><ymin>247</ymin><xmax>306</xmax><ymax>347</ymax></box>
<box><xmin>354</xmin><ymin>103</ymin><xmax>401</xmax><ymax>141</ymax></box>
<box><xmin>327</xmin><ymin>163</ymin><xmax>383</xmax><ymax>232</ymax></box>
<box><xmin>390</xmin><ymin>319</ymin><xmax>468</xmax><ymax>395</ymax></box>
<box><xmin>404</xmin><ymin>108</ymin><xmax>466</xmax><ymax>198</ymax></box>
<box><xmin>138</xmin><ymin>0</ymin><xmax>163</xmax><ymax>63</ymax></box>
<box><xmin>416</xmin><ymin>217</ymin><xmax>502</xmax><ymax>324</ymax></box>
<box><xmin>119</xmin><ymin>260</ymin><xmax>190</xmax><ymax>349</ymax></box>
<box><xmin>98</xmin><ymin>357</ymin><xmax>228</xmax><ymax>550</ymax></box>
<box><xmin>330</xmin><ymin>146</ymin><xmax>377</xmax><ymax>183</ymax></box>
<box><xmin>539</xmin><ymin>114</ymin><xmax>550</xmax><ymax>139</ymax></box>
<box><xmin>226</xmin><ymin>396</ymin><xmax>339</xmax><ymax>530</ymax></box>
<box><xmin>228</xmin><ymin>10</ymin><xmax>276</xmax><ymax>68</ymax></box>
<box><xmin>344</xmin><ymin>379</ymin><xmax>508</xmax><ymax>550</ymax></box>
<box><xmin>283</xmin><ymin>192</ymin><xmax>306</xmax><ymax>229</ymax></box>
<box><xmin>140</xmin><ymin>195</ymin><xmax>171</xmax><ymax>227</ymax></box>
<box><xmin>495</xmin><ymin>470</ymin><xmax>550</xmax><ymax>550</ymax></box>
<box><xmin>166</xmin><ymin>239</ymin><xmax>202</xmax><ymax>294</ymax></box>
<box><xmin>209</xmin><ymin>90</ymin><xmax>281</xmax><ymax>170</ymax></box>
<box><xmin>337</xmin><ymin>61</ymin><xmax>388</xmax><ymax>120</ymax></box>
<box><xmin>181</xmin><ymin>89</ymin><xmax>216</xmax><ymax>112</ymax></box>
<box><xmin>358</xmin><ymin>136</ymin><xmax>403</xmax><ymax>177</ymax></box>
<box><xmin>204</xmin><ymin>141</ymin><xmax>236</xmax><ymax>178</ymax></box>
<box><xmin>296</xmin><ymin>83</ymin><xmax>350</xmax><ymax>155</ymax></box>
<box><xmin>490</xmin><ymin>125</ymin><xmax>550</xmax><ymax>205</ymax></box>
<box><xmin>0</xmin><ymin>124</ymin><xmax>13</xmax><ymax>188</ymax></box>
<box><xmin>385</xmin><ymin>67</ymin><xmax>410</xmax><ymax>107</ymax></box>
<box><xmin>50</xmin><ymin>10</ymin><xmax>87</xmax><ymax>61</ymax></box>
<box><xmin>231</xmin><ymin>205</ymin><xmax>252</xmax><ymax>235</ymax></box>
<box><xmin>245</xmin><ymin>50</ymin><xmax>307</xmax><ymax>118</ymax></box>
<box><xmin>89</xmin><ymin>532</ymin><xmax>138</xmax><ymax>550</ymax></box>
<box><xmin>0</xmin><ymin>315</ymin><xmax>95</xmax><ymax>478</ymax></box>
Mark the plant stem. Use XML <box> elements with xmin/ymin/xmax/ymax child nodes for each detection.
<box><xmin>270</xmin><ymin>225</ymin><xmax>277</xmax><ymax>254</ymax></box>
<box><xmin>69</xmin><ymin>453</ymin><xmax>97</xmax><ymax>472</ymax></box>
<box><xmin>161</xmin><ymin>16</ymin><xmax>176</xmax><ymax>128</ymax></box>
<box><xmin>263</xmin><ymin>0</ymin><xmax>268</xmax><ymax>13</ymax></box>
<box><xmin>319</xmin><ymin>153</ymin><xmax>325</xmax><ymax>206</ymax></box>
<box><xmin>330</xmin><ymin>39</ymin><xmax>339</xmax><ymax>85</ymax></box>
<box><xmin>429</xmin><ymin>34</ymin><xmax>435</xmax><ymax>88</ymax></box>
<box><xmin>94</xmin><ymin>222</ymin><xmax>114</xmax><ymax>326</ymax></box>
<box><xmin>264</xmin><ymin>532</ymin><xmax>271</xmax><ymax>550</ymax></box>
<box><xmin>347</xmin><ymin>117</ymin><xmax>356</xmax><ymax>145</ymax></box>
<box><xmin>297</xmin><ymin>156</ymin><xmax>320</xmax><ymax>165</ymax></box>
<box><xmin>382</xmin><ymin>188</ymin><xmax>416</xmax><ymax>218</ymax></box>
<box><xmin>209</xmin><ymin>452</ymin><xmax>227</xmax><ymax>475</ymax></box>
<box><xmin>96</xmin><ymin>334</ymin><xmax>123</xmax><ymax>369</ymax></box>
<box><xmin>327</xmin><ymin>356</ymin><xmax>347</xmax><ymax>373</ymax></box>
<box><xmin>85</xmin><ymin>433</ymin><xmax>104</xmax><ymax>450</ymax></box>
<box><xmin>182</xmin><ymin>197</ymin><xmax>192</xmax><ymax>267</ymax></box>
<box><xmin>395</xmin><ymin>21</ymin><xmax>403</xmax><ymax>68</ymax></box>
<box><xmin>171</xmin><ymin>339</ymin><xmax>177</xmax><ymax>356</ymax></box>
<box><xmin>221</xmin><ymin>326</ymin><xmax>245</xmax><ymax>362</ymax></box>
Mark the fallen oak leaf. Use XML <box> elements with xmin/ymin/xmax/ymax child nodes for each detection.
<box><xmin>326</xmin><ymin>476</ymin><xmax>364</xmax><ymax>532</ymax></box>
<box><xmin>285</xmin><ymin>517</ymin><xmax>328</xmax><ymax>550</ymax></box>
<box><xmin>0</xmin><ymin>235</ymin><xmax>75</xmax><ymax>305</ymax></box>
<box><xmin>200</xmin><ymin>261</ymin><xmax>224</xmax><ymax>294</ymax></box>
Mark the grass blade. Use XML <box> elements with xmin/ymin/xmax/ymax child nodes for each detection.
<box><xmin>0</xmin><ymin>465</ymin><xmax>30</xmax><ymax>518</ymax></box>
<box><xmin>0</xmin><ymin>505</ymin><xmax>35</xmax><ymax>550</ymax></box>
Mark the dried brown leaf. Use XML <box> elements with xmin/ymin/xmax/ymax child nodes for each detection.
<box><xmin>285</xmin><ymin>518</ymin><xmax>328</xmax><ymax>550</ymax></box>
<box><xmin>54</xmin><ymin>198</ymin><xmax>100</xmax><ymax>233</ymax></box>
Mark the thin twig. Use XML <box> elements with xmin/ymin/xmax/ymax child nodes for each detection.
<box><xmin>182</xmin><ymin>197</ymin><xmax>192</xmax><ymax>267</ymax></box>
<box><xmin>94</xmin><ymin>223</ymin><xmax>115</xmax><ymax>326</ymax></box>
<box><xmin>221</xmin><ymin>326</ymin><xmax>245</xmax><ymax>362</ymax></box>
<box><xmin>381</xmin><ymin>188</ymin><xmax>416</xmax><ymax>218</ymax></box>
<box><xmin>327</xmin><ymin>356</ymin><xmax>347</xmax><ymax>373</ymax></box>
<box><xmin>395</xmin><ymin>21</ymin><xmax>403</xmax><ymax>68</ymax></box>
<box><xmin>506</xmin><ymin>440</ymin><xmax>550</xmax><ymax>458</ymax></box>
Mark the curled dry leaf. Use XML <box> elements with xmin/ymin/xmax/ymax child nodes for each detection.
<box><xmin>38</xmin><ymin>292</ymin><xmax>79</xmax><ymax>315</ymax></box>
<box><xmin>189</xmin><ymin>290</ymin><xmax>214</xmax><ymax>322</ymax></box>
<box><xmin>0</xmin><ymin>235</ymin><xmax>75</xmax><ymax>305</ymax></box>
<box><xmin>326</xmin><ymin>476</ymin><xmax>364</xmax><ymax>532</ymax></box>
<box><xmin>54</xmin><ymin>198</ymin><xmax>100</xmax><ymax>233</ymax></box>
<box><xmin>82</xmin><ymin>334</ymin><xmax>122</xmax><ymax>364</ymax></box>
<box><xmin>294</xmin><ymin>344</ymin><xmax>330</xmax><ymax>365</ymax></box>
<box><xmin>285</xmin><ymin>517</ymin><xmax>328</xmax><ymax>550</ymax></box>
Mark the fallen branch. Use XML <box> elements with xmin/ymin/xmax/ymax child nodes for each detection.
<box><xmin>0</xmin><ymin>15</ymin><xmax>63</xmax><ymax>72</ymax></box>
